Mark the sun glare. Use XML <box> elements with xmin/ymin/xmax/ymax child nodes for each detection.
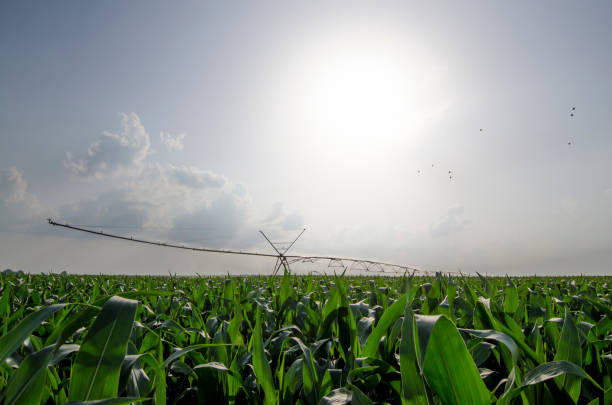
<box><xmin>283</xmin><ymin>36</ymin><xmax>452</xmax><ymax>158</ymax></box>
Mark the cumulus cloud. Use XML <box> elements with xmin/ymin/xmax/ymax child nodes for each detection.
<box><xmin>64</xmin><ymin>112</ymin><xmax>151</xmax><ymax>179</ymax></box>
<box><xmin>280</xmin><ymin>211</ymin><xmax>305</xmax><ymax>231</ymax></box>
<box><xmin>0</xmin><ymin>167</ymin><xmax>42</xmax><ymax>211</ymax></box>
<box><xmin>0</xmin><ymin>167</ymin><xmax>52</xmax><ymax>229</ymax></box>
<box><xmin>160</xmin><ymin>132</ymin><xmax>186</xmax><ymax>151</ymax></box>
<box><xmin>59</xmin><ymin>189</ymin><xmax>152</xmax><ymax>229</ymax></box>
<box><xmin>169</xmin><ymin>190</ymin><xmax>251</xmax><ymax>246</ymax></box>
<box><xmin>59</xmin><ymin>163</ymin><xmax>254</xmax><ymax>248</ymax></box>
<box><xmin>263</xmin><ymin>202</ymin><xmax>305</xmax><ymax>231</ymax></box>
<box><xmin>430</xmin><ymin>205</ymin><xmax>469</xmax><ymax>237</ymax></box>
<box><xmin>53</xmin><ymin>113</ymin><xmax>303</xmax><ymax>250</ymax></box>
<box><xmin>159</xmin><ymin>164</ymin><xmax>226</xmax><ymax>189</ymax></box>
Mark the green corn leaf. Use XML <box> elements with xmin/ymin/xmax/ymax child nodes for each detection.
<box><xmin>348</xmin><ymin>384</ymin><xmax>375</xmax><ymax>405</ymax></box>
<box><xmin>362</xmin><ymin>293</ymin><xmax>407</xmax><ymax>358</ymax></box>
<box><xmin>252</xmin><ymin>307</ymin><xmax>276</xmax><ymax>405</ymax></box>
<box><xmin>459</xmin><ymin>329</ymin><xmax>519</xmax><ymax>364</ymax></box>
<box><xmin>4</xmin><ymin>345</ymin><xmax>54</xmax><ymax>405</ymax></box>
<box><xmin>282</xmin><ymin>357</ymin><xmax>304</xmax><ymax>404</ymax></box>
<box><xmin>68</xmin><ymin>296</ymin><xmax>138</xmax><ymax>401</ymax></box>
<box><xmin>400</xmin><ymin>298</ymin><xmax>429</xmax><ymax>405</ymax></box>
<box><xmin>279</xmin><ymin>268</ymin><xmax>293</xmax><ymax>310</ymax></box>
<box><xmin>301</xmin><ymin>344</ymin><xmax>319</xmax><ymax>405</ymax></box>
<box><xmin>65</xmin><ymin>398</ymin><xmax>149</xmax><ymax>405</ymax></box>
<box><xmin>317</xmin><ymin>284</ymin><xmax>340</xmax><ymax>340</ymax></box>
<box><xmin>335</xmin><ymin>275</ymin><xmax>359</xmax><ymax>361</ymax></box>
<box><xmin>554</xmin><ymin>309</ymin><xmax>582</xmax><ymax>402</ymax></box>
<box><xmin>319</xmin><ymin>368</ymin><xmax>335</xmax><ymax>399</ymax></box>
<box><xmin>521</xmin><ymin>360</ymin><xmax>602</xmax><ymax>390</ymax></box>
<box><xmin>420</xmin><ymin>315</ymin><xmax>490</xmax><ymax>405</ymax></box>
<box><xmin>227</xmin><ymin>310</ymin><xmax>244</xmax><ymax>346</ymax></box>
<box><xmin>195</xmin><ymin>362</ymin><xmax>244</xmax><ymax>402</ymax></box>
<box><xmin>415</xmin><ymin>315</ymin><xmax>440</xmax><ymax>364</ymax></box>
<box><xmin>137</xmin><ymin>352</ymin><xmax>166</xmax><ymax>405</ymax></box>
<box><xmin>50</xmin><ymin>343</ymin><xmax>80</xmax><ymax>366</ymax></box>
<box><xmin>504</xmin><ymin>279</ymin><xmax>519</xmax><ymax>315</ymax></box>
<box><xmin>47</xmin><ymin>304</ymin><xmax>100</xmax><ymax>348</ymax></box>
<box><xmin>318</xmin><ymin>388</ymin><xmax>352</xmax><ymax>405</ymax></box>
<box><xmin>0</xmin><ymin>284</ymin><xmax>11</xmax><ymax>321</ymax></box>
<box><xmin>194</xmin><ymin>362</ymin><xmax>239</xmax><ymax>403</ymax></box>
<box><xmin>119</xmin><ymin>354</ymin><xmax>149</xmax><ymax>396</ymax></box>
<box><xmin>0</xmin><ymin>303</ymin><xmax>65</xmax><ymax>364</ymax></box>
<box><xmin>162</xmin><ymin>343</ymin><xmax>236</xmax><ymax>369</ymax></box>
<box><xmin>228</xmin><ymin>357</ymin><xmax>242</xmax><ymax>405</ymax></box>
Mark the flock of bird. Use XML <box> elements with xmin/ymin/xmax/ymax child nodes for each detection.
<box><xmin>416</xmin><ymin>107</ymin><xmax>577</xmax><ymax>179</ymax></box>
<box><xmin>416</xmin><ymin>165</ymin><xmax>454</xmax><ymax>180</ymax></box>
<box><xmin>568</xmin><ymin>107</ymin><xmax>576</xmax><ymax>146</ymax></box>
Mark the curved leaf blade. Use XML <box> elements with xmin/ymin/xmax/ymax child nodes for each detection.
<box><xmin>5</xmin><ymin>346</ymin><xmax>54</xmax><ymax>405</ymax></box>
<box><xmin>318</xmin><ymin>388</ymin><xmax>352</xmax><ymax>405</ymax></box>
<box><xmin>421</xmin><ymin>315</ymin><xmax>490</xmax><ymax>405</ymax></box>
<box><xmin>400</xmin><ymin>298</ymin><xmax>428</xmax><ymax>405</ymax></box>
<box><xmin>68</xmin><ymin>296</ymin><xmax>138</xmax><ymax>401</ymax></box>
<box><xmin>0</xmin><ymin>303</ymin><xmax>65</xmax><ymax>364</ymax></box>
<box><xmin>363</xmin><ymin>294</ymin><xmax>407</xmax><ymax>358</ymax></box>
<box><xmin>253</xmin><ymin>307</ymin><xmax>276</xmax><ymax>405</ymax></box>
<box><xmin>553</xmin><ymin>309</ymin><xmax>582</xmax><ymax>402</ymax></box>
<box><xmin>521</xmin><ymin>360</ymin><xmax>602</xmax><ymax>391</ymax></box>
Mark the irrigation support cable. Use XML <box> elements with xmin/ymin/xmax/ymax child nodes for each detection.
<box><xmin>47</xmin><ymin>218</ymin><xmax>448</xmax><ymax>276</ymax></box>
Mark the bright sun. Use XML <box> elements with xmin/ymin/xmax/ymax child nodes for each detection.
<box><xmin>278</xmin><ymin>35</ymin><xmax>451</xmax><ymax>159</ymax></box>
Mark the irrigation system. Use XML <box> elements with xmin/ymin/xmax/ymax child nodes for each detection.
<box><xmin>47</xmin><ymin>218</ymin><xmax>449</xmax><ymax>276</ymax></box>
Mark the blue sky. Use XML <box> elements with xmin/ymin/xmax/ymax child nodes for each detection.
<box><xmin>1</xmin><ymin>1</ymin><xmax>611</xmax><ymax>275</ymax></box>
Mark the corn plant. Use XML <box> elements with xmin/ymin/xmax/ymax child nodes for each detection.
<box><xmin>0</xmin><ymin>270</ymin><xmax>610</xmax><ymax>404</ymax></box>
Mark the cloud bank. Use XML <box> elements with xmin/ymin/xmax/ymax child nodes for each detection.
<box><xmin>55</xmin><ymin>113</ymin><xmax>303</xmax><ymax>249</ymax></box>
<box><xmin>64</xmin><ymin>113</ymin><xmax>151</xmax><ymax>179</ymax></box>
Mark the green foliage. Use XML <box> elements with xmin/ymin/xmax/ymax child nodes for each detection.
<box><xmin>0</xmin><ymin>272</ymin><xmax>610</xmax><ymax>404</ymax></box>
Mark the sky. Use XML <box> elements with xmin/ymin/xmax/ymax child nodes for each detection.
<box><xmin>1</xmin><ymin>1</ymin><xmax>611</xmax><ymax>276</ymax></box>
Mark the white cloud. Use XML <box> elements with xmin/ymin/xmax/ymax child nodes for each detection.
<box><xmin>430</xmin><ymin>205</ymin><xmax>469</xmax><ymax>237</ymax></box>
<box><xmin>64</xmin><ymin>112</ymin><xmax>151</xmax><ymax>179</ymax></box>
<box><xmin>59</xmin><ymin>189</ymin><xmax>152</xmax><ymax>229</ymax></box>
<box><xmin>160</xmin><ymin>132</ymin><xmax>186</xmax><ymax>151</ymax></box>
<box><xmin>262</xmin><ymin>202</ymin><xmax>305</xmax><ymax>232</ymax></box>
<box><xmin>59</xmin><ymin>163</ymin><xmax>255</xmax><ymax>248</ymax></box>
<box><xmin>158</xmin><ymin>164</ymin><xmax>226</xmax><ymax>189</ymax></box>
<box><xmin>280</xmin><ymin>211</ymin><xmax>304</xmax><ymax>231</ymax></box>
<box><xmin>0</xmin><ymin>167</ymin><xmax>42</xmax><ymax>211</ymax></box>
<box><xmin>51</xmin><ymin>113</ymin><xmax>303</xmax><ymax>250</ymax></box>
<box><xmin>264</xmin><ymin>202</ymin><xmax>284</xmax><ymax>223</ymax></box>
<box><xmin>0</xmin><ymin>167</ymin><xmax>53</xmax><ymax>228</ymax></box>
<box><xmin>57</xmin><ymin>112</ymin><xmax>269</xmax><ymax>247</ymax></box>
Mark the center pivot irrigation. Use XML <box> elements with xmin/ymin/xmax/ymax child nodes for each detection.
<box><xmin>47</xmin><ymin>218</ymin><xmax>444</xmax><ymax>276</ymax></box>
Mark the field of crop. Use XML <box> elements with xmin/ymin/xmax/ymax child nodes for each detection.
<box><xmin>0</xmin><ymin>271</ymin><xmax>610</xmax><ymax>405</ymax></box>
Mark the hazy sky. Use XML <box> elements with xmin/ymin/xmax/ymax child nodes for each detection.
<box><xmin>1</xmin><ymin>1</ymin><xmax>611</xmax><ymax>276</ymax></box>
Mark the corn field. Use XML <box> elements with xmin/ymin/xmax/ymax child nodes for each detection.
<box><xmin>0</xmin><ymin>270</ymin><xmax>611</xmax><ymax>404</ymax></box>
